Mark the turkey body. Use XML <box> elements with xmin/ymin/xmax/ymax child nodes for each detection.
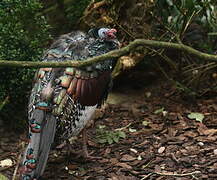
<box><xmin>21</xmin><ymin>29</ymin><xmax>119</xmax><ymax>180</ymax></box>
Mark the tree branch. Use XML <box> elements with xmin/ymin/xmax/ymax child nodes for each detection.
<box><xmin>0</xmin><ymin>39</ymin><xmax>217</xmax><ymax>68</ymax></box>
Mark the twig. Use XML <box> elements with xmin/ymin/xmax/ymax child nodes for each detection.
<box><xmin>170</xmin><ymin>153</ymin><xmax>179</xmax><ymax>163</ymax></box>
<box><xmin>154</xmin><ymin>170</ymin><xmax>201</xmax><ymax>177</ymax></box>
<box><xmin>0</xmin><ymin>152</ymin><xmax>11</xmax><ymax>160</ymax></box>
<box><xmin>151</xmin><ymin>12</ymin><xmax>182</xmax><ymax>44</ymax></box>
<box><xmin>0</xmin><ymin>164</ymin><xmax>15</xmax><ymax>172</ymax></box>
<box><xmin>82</xmin><ymin>0</ymin><xmax>106</xmax><ymax>19</ymax></box>
<box><xmin>0</xmin><ymin>96</ymin><xmax>9</xmax><ymax>111</ymax></box>
<box><xmin>114</xmin><ymin>21</ymin><xmax>136</xmax><ymax>39</ymax></box>
<box><xmin>12</xmin><ymin>142</ymin><xmax>25</xmax><ymax>180</ymax></box>
<box><xmin>140</xmin><ymin>173</ymin><xmax>153</xmax><ymax>180</ymax></box>
<box><xmin>181</xmin><ymin>10</ymin><xmax>199</xmax><ymax>38</ymax></box>
<box><xmin>183</xmin><ymin>62</ymin><xmax>216</xmax><ymax>74</ymax></box>
<box><xmin>115</xmin><ymin>123</ymin><xmax>132</xmax><ymax>131</ymax></box>
<box><xmin>12</xmin><ymin>153</ymin><xmax>22</xmax><ymax>180</ymax></box>
<box><xmin>0</xmin><ymin>39</ymin><xmax>217</xmax><ymax>68</ymax></box>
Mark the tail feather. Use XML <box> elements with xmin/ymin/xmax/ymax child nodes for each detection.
<box><xmin>35</xmin><ymin>113</ymin><xmax>56</xmax><ymax>177</ymax></box>
<box><xmin>21</xmin><ymin>109</ymin><xmax>56</xmax><ymax>180</ymax></box>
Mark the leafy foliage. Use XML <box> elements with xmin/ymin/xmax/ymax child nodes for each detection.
<box><xmin>0</xmin><ymin>0</ymin><xmax>51</xmax><ymax>125</ymax></box>
<box><xmin>152</xmin><ymin>0</ymin><xmax>217</xmax><ymax>95</ymax></box>
<box><xmin>96</xmin><ymin>125</ymin><xmax>126</xmax><ymax>145</ymax></box>
<box><xmin>65</xmin><ymin>0</ymin><xmax>92</xmax><ymax>27</ymax></box>
<box><xmin>155</xmin><ymin>0</ymin><xmax>217</xmax><ymax>41</ymax></box>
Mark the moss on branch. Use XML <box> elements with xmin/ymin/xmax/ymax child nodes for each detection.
<box><xmin>0</xmin><ymin>39</ymin><xmax>217</xmax><ymax>68</ymax></box>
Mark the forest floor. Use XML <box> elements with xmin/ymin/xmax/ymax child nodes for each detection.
<box><xmin>1</xmin><ymin>78</ymin><xmax>217</xmax><ymax>180</ymax></box>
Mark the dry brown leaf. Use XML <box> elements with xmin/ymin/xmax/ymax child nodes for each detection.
<box><xmin>120</xmin><ymin>56</ymin><xmax>136</xmax><ymax>70</ymax></box>
<box><xmin>198</xmin><ymin>123</ymin><xmax>217</xmax><ymax>136</ymax></box>
<box><xmin>121</xmin><ymin>154</ymin><xmax>136</xmax><ymax>162</ymax></box>
<box><xmin>183</xmin><ymin>131</ymin><xmax>198</xmax><ymax>137</ymax></box>
<box><xmin>103</xmin><ymin>148</ymin><xmax>111</xmax><ymax>156</ymax></box>
<box><xmin>115</xmin><ymin>162</ymin><xmax>132</xmax><ymax>169</ymax></box>
<box><xmin>168</xmin><ymin>127</ymin><xmax>178</xmax><ymax>137</ymax></box>
<box><xmin>158</xmin><ymin>147</ymin><xmax>166</xmax><ymax>154</ymax></box>
<box><xmin>98</xmin><ymin>159</ymin><xmax>109</xmax><ymax>163</ymax></box>
<box><xmin>110</xmin><ymin>158</ymin><xmax>119</xmax><ymax>165</ymax></box>
<box><xmin>0</xmin><ymin>159</ymin><xmax>13</xmax><ymax>167</ymax></box>
<box><xmin>67</xmin><ymin>164</ymin><xmax>78</xmax><ymax>170</ymax></box>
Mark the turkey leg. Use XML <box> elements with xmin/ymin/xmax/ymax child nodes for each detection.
<box><xmin>81</xmin><ymin>128</ymin><xmax>101</xmax><ymax>160</ymax></box>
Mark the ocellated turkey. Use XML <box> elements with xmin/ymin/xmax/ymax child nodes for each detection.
<box><xmin>20</xmin><ymin>28</ymin><xmax>120</xmax><ymax>180</ymax></box>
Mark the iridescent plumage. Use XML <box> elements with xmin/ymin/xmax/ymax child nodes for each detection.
<box><xmin>20</xmin><ymin>28</ymin><xmax>120</xmax><ymax>180</ymax></box>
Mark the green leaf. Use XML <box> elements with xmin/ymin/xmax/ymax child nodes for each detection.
<box><xmin>185</xmin><ymin>0</ymin><xmax>194</xmax><ymax>9</ymax></box>
<box><xmin>96</xmin><ymin>126</ymin><xmax>126</xmax><ymax>145</ymax></box>
<box><xmin>154</xmin><ymin>107</ymin><xmax>165</xmax><ymax>114</ymax></box>
<box><xmin>118</xmin><ymin>131</ymin><xmax>126</xmax><ymax>138</ymax></box>
<box><xmin>142</xmin><ymin>120</ymin><xmax>150</xmax><ymax>126</ymax></box>
<box><xmin>98</xmin><ymin>138</ymin><xmax>107</xmax><ymax>144</ymax></box>
<box><xmin>166</xmin><ymin>0</ymin><xmax>174</xmax><ymax>6</ymax></box>
<box><xmin>187</xmin><ymin>112</ymin><xmax>204</xmax><ymax>123</ymax></box>
<box><xmin>113</xmin><ymin>136</ymin><xmax>120</xmax><ymax>143</ymax></box>
<box><xmin>98</xmin><ymin>125</ymin><xmax>106</xmax><ymax>129</ymax></box>
<box><xmin>107</xmin><ymin>136</ymin><xmax>113</xmax><ymax>144</ymax></box>
<box><xmin>0</xmin><ymin>173</ymin><xmax>9</xmax><ymax>180</ymax></box>
<box><xmin>129</xmin><ymin>128</ymin><xmax>137</xmax><ymax>132</ymax></box>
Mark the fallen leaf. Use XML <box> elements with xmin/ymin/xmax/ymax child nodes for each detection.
<box><xmin>110</xmin><ymin>158</ymin><xmax>118</xmax><ymax>164</ymax></box>
<box><xmin>68</xmin><ymin>170</ymin><xmax>76</xmax><ymax>175</ymax></box>
<box><xmin>104</xmin><ymin>148</ymin><xmax>111</xmax><ymax>156</ymax></box>
<box><xmin>130</xmin><ymin>148</ymin><xmax>138</xmax><ymax>154</ymax></box>
<box><xmin>145</xmin><ymin>92</ymin><xmax>151</xmax><ymax>98</ymax></box>
<box><xmin>0</xmin><ymin>174</ymin><xmax>9</xmax><ymax>180</ymax></box>
<box><xmin>154</xmin><ymin>107</ymin><xmax>164</xmax><ymax>114</ymax></box>
<box><xmin>184</xmin><ymin>131</ymin><xmax>198</xmax><ymax>137</ymax></box>
<box><xmin>120</xmin><ymin>56</ymin><xmax>136</xmax><ymax>70</ymax></box>
<box><xmin>129</xmin><ymin>128</ymin><xmax>137</xmax><ymax>132</ymax></box>
<box><xmin>198</xmin><ymin>123</ymin><xmax>217</xmax><ymax>136</ymax></box>
<box><xmin>130</xmin><ymin>104</ymin><xmax>140</xmax><ymax>118</ymax></box>
<box><xmin>121</xmin><ymin>154</ymin><xmax>136</xmax><ymax>162</ymax></box>
<box><xmin>187</xmin><ymin>112</ymin><xmax>204</xmax><ymax>123</ymax></box>
<box><xmin>197</xmin><ymin>142</ymin><xmax>204</xmax><ymax>146</ymax></box>
<box><xmin>214</xmin><ymin>149</ymin><xmax>217</xmax><ymax>155</ymax></box>
<box><xmin>142</xmin><ymin>120</ymin><xmax>150</xmax><ymax>126</ymax></box>
<box><xmin>0</xmin><ymin>159</ymin><xmax>13</xmax><ymax>167</ymax></box>
<box><xmin>115</xmin><ymin>162</ymin><xmax>132</xmax><ymax>169</ymax></box>
<box><xmin>162</xmin><ymin>110</ymin><xmax>168</xmax><ymax>117</ymax></box>
<box><xmin>137</xmin><ymin>155</ymin><xmax>142</xmax><ymax>160</ymax></box>
<box><xmin>67</xmin><ymin>164</ymin><xmax>78</xmax><ymax>170</ymax></box>
<box><xmin>158</xmin><ymin>147</ymin><xmax>166</xmax><ymax>154</ymax></box>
